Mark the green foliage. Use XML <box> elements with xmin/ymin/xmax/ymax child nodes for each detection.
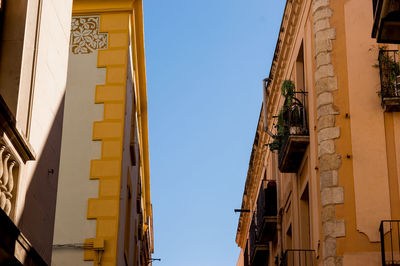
<box><xmin>379</xmin><ymin>49</ymin><xmax>400</xmax><ymax>96</ymax></box>
<box><xmin>281</xmin><ymin>80</ymin><xmax>295</xmax><ymax>107</ymax></box>
<box><xmin>268</xmin><ymin>80</ymin><xmax>297</xmax><ymax>152</ymax></box>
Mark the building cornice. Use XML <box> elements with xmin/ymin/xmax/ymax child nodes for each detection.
<box><xmin>235</xmin><ymin>106</ymin><xmax>267</xmax><ymax>247</ymax></box>
<box><xmin>236</xmin><ymin>0</ymin><xmax>307</xmax><ymax>248</ymax></box>
<box><xmin>72</xmin><ymin>0</ymin><xmax>135</xmax><ymax>13</ymax></box>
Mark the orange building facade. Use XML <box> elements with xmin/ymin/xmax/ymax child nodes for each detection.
<box><xmin>236</xmin><ymin>1</ymin><xmax>400</xmax><ymax>266</ymax></box>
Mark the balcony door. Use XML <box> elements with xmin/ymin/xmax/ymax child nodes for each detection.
<box><xmin>299</xmin><ymin>184</ymin><xmax>311</xmax><ymax>250</ymax></box>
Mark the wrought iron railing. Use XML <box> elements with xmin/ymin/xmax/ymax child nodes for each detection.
<box><xmin>277</xmin><ymin>92</ymin><xmax>308</xmax><ymax>151</ymax></box>
<box><xmin>280</xmin><ymin>249</ymin><xmax>316</xmax><ymax>266</ymax></box>
<box><xmin>379</xmin><ymin>50</ymin><xmax>400</xmax><ymax>99</ymax></box>
<box><xmin>380</xmin><ymin>220</ymin><xmax>400</xmax><ymax>266</ymax></box>
<box><xmin>256</xmin><ymin>180</ymin><xmax>278</xmax><ymax>241</ymax></box>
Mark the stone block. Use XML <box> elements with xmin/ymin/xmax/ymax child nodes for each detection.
<box><xmin>314</xmin><ymin>18</ymin><xmax>330</xmax><ymax>33</ymax></box>
<box><xmin>95</xmin><ymin>85</ymin><xmax>125</xmax><ymax>103</ymax></box>
<box><xmin>93</xmin><ymin>121</ymin><xmax>123</xmax><ymax>140</ymax></box>
<box><xmin>318</xmin><ymin>115</ymin><xmax>335</xmax><ymax>131</ymax></box>
<box><xmin>320</xmin><ymin>153</ymin><xmax>342</xmax><ymax>171</ymax></box>
<box><xmin>98</xmin><ymin>49</ymin><xmax>128</xmax><ymax>67</ymax></box>
<box><xmin>317</xmin><ymin>92</ymin><xmax>334</xmax><ymax>108</ymax></box>
<box><xmin>324</xmin><ymin>257</ymin><xmax>336</xmax><ymax>266</ymax></box>
<box><xmin>323</xmin><ymin>220</ymin><xmax>346</xmax><ymax>238</ymax></box>
<box><xmin>319</xmin><ymin>139</ymin><xmax>335</xmax><ymax>157</ymax></box>
<box><xmin>315</xmin><ymin>64</ymin><xmax>334</xmax><ymax>81</ymax></box>
<box><xmin>321</xmin><ymin>187</ymin><xmax>344</xmax><ymax>206</ymax></box>
<box><xmin>316</xmin><ymin>28</ymin><xmax>336</xmax><ymax>42</ymax></box>
<box><xmin>315</xmin><ymin>39</ymin><xmax>333</xmax><ymax>56</ymax></box>
<box><xmin>316</xmin><ymin>77</ymin><xmax>338</xmax><ymax>94</ymax></box>
<box><xmin>87</xmin><ymin>198</ymin><xmax>118</xmax><ymax>218</ymax></box>
<box><xmin>323</xmin><ymin>237</ymin><xmax>337</xmax><ymax>258</ymax></box>
<box><xmin>314</xmin><ymin>7</ymin><xmax>333</xmax><ymax>22</ymax></box>
<box><xmin>100</xmin><ymin>13</ymin><xmax>129</xmax><ymax>32</ymax></box>
<box><xmin>316</xmin><ymin>52</ymin><xmax>331</xmax><ymax>67</ymax></box>
<box><xmin>321</xmin><ymin>205</ymin><xmax>335</xmax><ymax>222</ymax></box>
<box><xmin>317</xmin><ymin>104</ymin><xmax>339</xmax><ymax>119</ymax></box>
<box><xmin>320</xmin><ymin>170</ymin><xmax>338</xmax><ymax>188</ymax></box>
<box><xmin>90</xmin><ymin>159</ymin><xmax>121</xmax><ymax>178</ymax></box>
<box><xmin>312</xmin><ymin>0</ymin><xmax>330</xmax><ymax>14</ymax></box>
<box><xmin>318</xmin><ymin>127</ymin><xmax>340</xmax><ymax>143</ymax></box>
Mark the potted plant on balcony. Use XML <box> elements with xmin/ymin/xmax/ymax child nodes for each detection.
<box><xmin>269</xmin><ymin>80</ymin><xmax>300</xmax><ymax>151</ymax></box>
<box><xmin>379</xmin><ymin>49</ymin><xmax>400</xmax><ymax>97</ymax></box>
<box><xmin>281</xmin><ymin>80</ymin><xmax>304</xmax><ymax>135</ymax></box>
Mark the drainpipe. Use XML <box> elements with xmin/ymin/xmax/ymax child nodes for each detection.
<box><xmin>263</xmin><ymin>78</ymin><xmax>270</xmax><ymax>132</ymax></box>
<box><xmin>263</xmin><ymin>78</ymin><xmax>275</xmax><ymax>138</ymax></box>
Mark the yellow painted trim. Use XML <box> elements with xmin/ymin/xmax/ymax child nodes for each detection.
<box><xmin>72</xmin><ymin>11</ymin><xmax>131</xmax><ymax>265</ymax></box>
<box><xmin>133</xmin><ymin>0</ymin><xmax>152</xmax><ymax>230</ymax></box>
<box><xmin>73</xmin><ymin>0</ymin><xmax>135</xmax><ymax>14</ymax></box>
<box><xmin>74</xmin><ymin>1</ymin><xmax>153</xmax><ymax>262</ymax></box>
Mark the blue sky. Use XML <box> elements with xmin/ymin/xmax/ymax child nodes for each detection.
<box><xmin>144</xmin><ymin>1</ymin><xmax>285</xmax><ymax>265</ymax></box>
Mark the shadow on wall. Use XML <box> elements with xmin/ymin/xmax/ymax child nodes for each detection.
<box><xmin>16</xmin><ymin>94</ymin><xmax>66</xmax><ymax>265</ymax></box>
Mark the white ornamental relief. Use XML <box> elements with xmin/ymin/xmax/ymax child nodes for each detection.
<box><xmin>0</xmin><ymin>143</ymin><xmax>19</xmax><ymax>217</ymax></box>
<box><xmin>71</xmin><ymin>16</ymin><xmax>108</xmax><ymax>54</ymax></box>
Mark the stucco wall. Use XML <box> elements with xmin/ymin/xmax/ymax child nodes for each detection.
<box><xmin>344</xmin><ymin>0</ymin><xmax>391</xmax><ymax>242</ymax></box>
<box><xmin>52</xmin><ymin>50</ymin><xmax>105</xmax><ymax>265</ymax></box>
<box><xmin>10</xmin><ymin>0</ymin><xmax>74</xmax><ymax>263</ymax></box>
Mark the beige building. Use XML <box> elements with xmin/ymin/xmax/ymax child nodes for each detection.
<box><xmin>52</xmin><ymin>0</ymin><xmax>154</xmax><ymax>266</ymax></box>
<box><xmin>236</xmin><ymin>0</ymin><xmax>400</xmax><ymax>266</ymax></box>
<box><xmin>0</xmin><ymin>0</ymin><xmax>152</xmax><ymax>265</ymax></box>
<box><xmin>0</xmin><ymin>0</ymin><xmax>73</xmax><ymax>264</ymax></box>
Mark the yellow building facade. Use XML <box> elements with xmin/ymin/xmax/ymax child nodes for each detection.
<box><xmin>236</xmin><ymin>0</ymin><xmax>400</xmax><ymax>266</ymax></box>
<box><xmin>52</xmin><ymin>1</ymin><xmax>153</xmax><ymax>265</ymax></box>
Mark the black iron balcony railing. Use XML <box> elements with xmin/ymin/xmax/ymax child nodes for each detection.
<box><xmin>380</xmin><ymin>220</ymin><xmax>400</xmax><ymax>266</ymax></box>
<box><xmin>280</xmin><ymin>249</ymin><xmax>316</xmax><ymax>266</ymax></box>
<box><xmin>273</xmin><ymin>90</ymin><xmax>309</xmax><ymax>173</ymax></box>
<box><xmin>256</xmin><ymin>180</ymin><xmax>278</xmax><ymax>242</ymax></box>
<box><xmin>249</xmin><ymin>216</ymin><xmax>268</xmax><ymax>266</ymax></box>
<box><xmin>379</xmin><ymin>50</ymin><xmax>400</xmax><ymax>111</ymax></box>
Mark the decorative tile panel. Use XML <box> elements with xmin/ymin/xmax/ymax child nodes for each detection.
<box><xmin>71</xmin><ymin>16</ymin><xmax>108</xmax><ymax>54</ymax></box>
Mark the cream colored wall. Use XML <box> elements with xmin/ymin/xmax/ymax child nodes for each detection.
<box><xmin>343</xmin><ymin>0</ymin><xmax>391</xmax><ymax>242</ymax></box>
<box><xmin>52</xmin><ymin>51</ymin><xmax>105</xmax><ymax>266</ymax></box>
<box><xmin>8</xmin><ymin>0</ymin><xmax>74</xmax><ymax>263</ymax></box>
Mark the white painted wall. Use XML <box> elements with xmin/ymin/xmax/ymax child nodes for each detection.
<box><xmin>52</xmin><ymin>50</ymin><xmax>105</xmax><ymax>265</ymax></box>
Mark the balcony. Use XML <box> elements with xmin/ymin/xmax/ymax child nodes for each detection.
<box><xmin>280</xmin><ymin>249</ymin><xmax>316</xmax><ymax>266</ymax></box>
<box><xmin>0</xmin><ymin>208</ymin><xmax>46</xmax><ymax>265</ymax></box>
<box><xmin>379</xmin><ymin>50</ymin><xmax>400</xmax><ymax>111</ymax></box>
<box><xmin>380</xmin><ymin>220</ymin><xmax>400</xmax><ymax>266</ymax></box>
<box><xmin>372</xmin><ymin>0</ymin><xmax>400</xmax><ymax>43</ymax></box>
<box><xmin>249</xmin><ymin>217</ymin><xmax>268</xmax><ymax>266</ymax></box>
<box><xmin>256</xmin><ymin>181</ymin><xmax>278</xmax><ymax>242</ymax></box>
<box><xmin>269</xmin><ymin>81</ymin><xmax>309</xmax><ymax>173</ymax></box>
